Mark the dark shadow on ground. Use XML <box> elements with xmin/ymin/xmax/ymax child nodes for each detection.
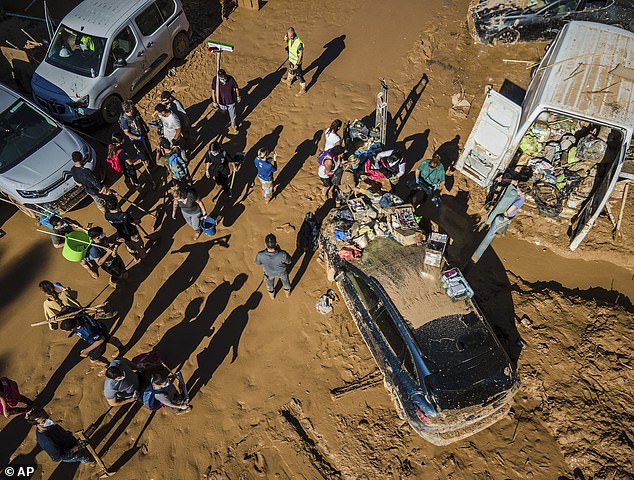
<box><xmin>240</xmin><ymin>67</ymin><xmax>286</xmax><ymax>123</ymax></box>
<box><xmin>188</xmin><ymin>291</ymin><xmax>262</xmax><ymax>399</ymax></box>
<box><xmin>108</xmin><ymin>410</ymin><xmax>157</xmax><ymax>473</ymax></box>
<box><xmin>290</xmin><ymin>247</ymin><xmax>315</xmax><ymax>290</ymax></box>
<box><xmin>274</xmin><ymin>130</ymin><xmax>322</xmax><ymax>199</ymax></box>
<box><xmin>155</xmin><ymin>273</ymin><xmax>248</xmax><ymax>371</ymax></box>
<box><xmin>303</xmin><ymin>35</ymin><xmax>346</xmax><ymax>91</ymax></box>
<box><xmin>0</xmin><ymin>239</ymin><xmax>50</xmax><ymax>312</ymax></box>
<box><xmin>393</xmin><ymin>73</ymin><xmax>429</xmax><ymax>143</ymax></box>
<box><xmin>123</xmin><ymin>235</ymin><xmax>231</xmax><ymax>352</ymax></box>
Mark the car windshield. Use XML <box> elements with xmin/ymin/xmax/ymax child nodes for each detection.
<box><xmin>0</xmin><ymin>100</ymin><xmax>61</xmax><ymax>173</ymax></box>
<box><xmin>46</xmin><ymin>24</ymin><xmax>106</xmax><ymax>77</ymax></box>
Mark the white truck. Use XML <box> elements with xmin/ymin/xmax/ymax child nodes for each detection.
<box><xmin>456</xmin><ymin>21</ymin><xmax>634</xmax><ymax>250</ymax></box>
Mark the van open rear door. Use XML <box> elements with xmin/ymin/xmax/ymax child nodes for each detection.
<box><xmin>569</xmin><ymin>147</ymin><xmax>626</xmax><ymax>250</ymax></box>
<box><xmin>456</xmin><ymin>88</ymin><xmax>522</xmax><ymax>187</ymax></box>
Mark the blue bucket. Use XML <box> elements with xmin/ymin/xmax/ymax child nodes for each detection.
<box><xmin>201</xmin><ymin>217</ymin><xmax>216</xmax><ymax>236</ymax></box>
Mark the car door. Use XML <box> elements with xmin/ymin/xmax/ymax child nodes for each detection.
<box><xmin>455</xmin><ymin>88</ymin><xmax>522</xmax><ymax>188</ymax></box>
<box><xmin>132</xmin><ymin>1</ymin><xmax>171</xmax><ymax>89</ymax></box>
<box><xmin>103</xmin><ymin>25</ymin><xmax>145</xmax><ymax>98</ymax></box>
<box><xmin>569</xmin><ymin>137</ymin><xmax>626</xmax><ymax>250</ymax></box>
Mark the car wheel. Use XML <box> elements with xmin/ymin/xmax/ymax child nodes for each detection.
<box><xmin>100</xmin><ymin>95</ymin><xmax>122</xmax><ymax>124</ymax></box>
<box><xmin>493</xmin><ymin>28</ymin><xmax>520</xmax><ymax>45</ymax></box>
<box><xmin>172</xmin><ymin>31</ymin><xmax>190</xmax><ymax>60</ymax></box>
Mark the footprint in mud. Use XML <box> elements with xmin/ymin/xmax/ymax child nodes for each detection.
<box><xmin>244</xmin><ymin>450</ymin><xmax>267</xmax><ymax>475</ymax></box>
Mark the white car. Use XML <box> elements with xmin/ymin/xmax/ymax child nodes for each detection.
<box><xmin>31</xmin><ymin>0</ymin><xmax>191</xmax><ymax>126</ymax></box>
<box><xmin>0</xmin><ymin>83</ymin><xmax>95</xmax><ymax>215</ymax></box>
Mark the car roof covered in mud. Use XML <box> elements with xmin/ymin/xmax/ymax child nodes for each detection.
<box><xmin>356</xmin><ymin>238</ymin><xmax>471</xmax><ymax>329</ymax></box>
<box><xmin>524</xmin><ymin>21</ymin><xmax>634</xmax><ymax>132</ymax></box>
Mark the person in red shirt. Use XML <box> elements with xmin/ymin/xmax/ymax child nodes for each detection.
<box><xmin>211</xmin><ymin>69</ymin><xmax>241</xmax><ymax>134</ymax></box>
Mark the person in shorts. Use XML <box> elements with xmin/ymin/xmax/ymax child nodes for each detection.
<box><xmin>254</xmin><ymin>148</ymin><xmax>277</xmax><ymax>203</ymax></box>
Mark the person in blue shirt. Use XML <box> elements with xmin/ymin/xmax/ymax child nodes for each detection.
<box><xmin>159</xmin><ymin>138</ymin><xmax>191</xmax><ymax>188</ymax></box>
<box><xmin>254</xmin><ymin>148</ymin><xmax>278</xmax><ymax>203</ymax></box>
<box><xmin>26</xmin><ymin>408</ymin><xmax>94</xmax><ymax>464</ymax></box>
<box><xmin>59</xmin><ymin>311</ymin><xmax>125</xmax><ymax>366</ymax></box>
<box><xmin>471</xmin><ymin>181</ymin><xmax>531</xmax><ymax>263</ymax></box>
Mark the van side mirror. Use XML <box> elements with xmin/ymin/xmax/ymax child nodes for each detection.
<box><xmin>113</xmin><ymin>58</ymin><xmax>127</xmax><ymax>69</ymax></box>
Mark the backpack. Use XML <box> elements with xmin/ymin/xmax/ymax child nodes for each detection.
<box><xmin>142</xmin><ymin>384</ymin><xmax>163</xmax><ymax>411</ymax></box>
<box><xmin>106</xmin><ymin>146</ymin><xmax>124</xmax><ymax>173</ymax></box>
<box><xmin>317</xmin><ymin>149</ymin><xmax>332</xmax><ymax>166</ymax></box>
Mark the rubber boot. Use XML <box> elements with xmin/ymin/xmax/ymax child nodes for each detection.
<box><xmin>283</xmin><ymin>74</ymin><xmax>293</xmax><ymax>88</ymax></box>
<box><xmin>296</xmin><ymin>83</ymin><xmax>307</xmax><ymax>96</ymax></box>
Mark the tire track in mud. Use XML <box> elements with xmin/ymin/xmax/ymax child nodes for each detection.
<box><xmin>279</xmin><ymin>399</ymin><xmax>342</xmax><ymax>479</ymax></box>
<box><xmin>329</xmin><ymin>369</ymin><xmax>384</xmax><ymax>399</ymax></box>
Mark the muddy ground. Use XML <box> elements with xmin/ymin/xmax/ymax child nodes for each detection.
<box><xmin>0</xmin><ymin>0</ymin><xmax>632</xmax><ymax>479</ymax></box>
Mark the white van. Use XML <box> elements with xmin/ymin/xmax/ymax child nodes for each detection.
<box><xmin>31</xmin><ymin>0</ymin><xmax>190</xmax><ymax>126</ymax></box>
<box><xmin>0</xmin><ymin>83</ymin><xmax>95</xmax><ymax>215</ymax></box>
<box><xmin>456</xmin><ymin>21</ymin><xmax>634</xmax><ymax>250</ymax></box>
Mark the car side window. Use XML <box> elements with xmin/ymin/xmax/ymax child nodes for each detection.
<box><xmin>156</xmin><ymin>0</ymin><xmax>176</xmax><ymax>20</ymax></box>
<box><xmin>135</xmin><ymin>3</ymin><xmax>164</xmax><ymax>36</ymax></box>
<box><xmin>105</xmin><ymin>26</ymin><xmax>137</xmax><ymax>75</ymax></box>
<box><xmin>374</xmin><ymin>308</ymin><xmax>417</xmax><ymax>378</ymax></box>
<box><xmin>347</xmin><ymin>270</ymin><xmax>380</xmax><ymax>313</ymax></box>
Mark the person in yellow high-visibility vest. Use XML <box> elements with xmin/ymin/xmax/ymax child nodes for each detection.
<box><xmin>283</xmin><ymin>27</ymin><xmax>306</xmax><ymax>95</ymax></box>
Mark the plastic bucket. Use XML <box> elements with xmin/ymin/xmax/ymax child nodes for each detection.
<box><xmin>201</xmin><ymin>217</ymin><xmax>217</xmax><ymax>237</ymax></box>
<box><xmin>62</xmin><ymin>231</ymin><xmax>92</xmax><ymax>262</ymax></box>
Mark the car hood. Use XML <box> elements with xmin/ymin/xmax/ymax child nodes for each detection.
<box><xmin>32</xmin><ymin>61</ymin><xmax>97</xmax><ymax>101</ymax></box>
<box><xmin>470</xmin><ymin>0</ymin><xmax>525</xmax><ymax>21</ymax></box>
<box><xmin>1</xmin><ymin>130</ymin><xmax>83</xmax><ymax>190</ymax></box>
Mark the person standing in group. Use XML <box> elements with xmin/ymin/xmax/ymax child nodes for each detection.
<box><xmin>318</xmin><ymin>145</ymin><xmax>344</xmax><ymax>200</ymax></box>
<box><xmin>254</xmin><ymin>148</ymin><xmax>278</xmax><ymax>203</ymax></box>
<box><xmin>471</xmin><ymin>182</ymin><xmax>531</xmax><ymax>264</ymax></box>
<box><xmin>255</xmin><ymin>233</ymin><xmax>292</xmax><ymax>299</ymax></box>
<box><xmin>108</xmin><ymin>132</ymin><xmax>141</xmax><ymax>191</ymax></box>
<box><xmin>211</xmin><ymin>69</ymin><xmax>241</xmax><ymax>134</ymax></box>
<box><xmin>104</xmin><ymin>197</ymin><xmax>146</xmax><ymax>262</ymax></box>
<box><xmin>70</xmin><ymin>151</ymin><xmax>112</xmax><ymax>212</ymax></box>
<box><xmin>172</xmin><ymin>185</ymin><xmax>207</xmax><ymax>240</ymax></box>
<box><xmin>59</xmin><ymin>312</ymin><xmax>125</xmax><ymax>366</ymax></box>
<box><xmin>283</xmin><ymin>27</ymin><xmax>306</xmax><ymax>95</ymax></box>
<box><xmin>1</xmin><ymin>377</ymin><xmax>33</xmax><ymax>418</ymax></box>
<box><xmin>161</xmin><ymin>90</ymin><xmax>192</xmax><ymax>152</ymax></box>
<box><xmin>26</xmin><ymin>408</ymin><xmax>95</xmax><ymax>464</ymax></box>
<box><xmin>84</xmin><ymin>227</ymin><xmax>127</xmax><ymax>286</ymax></box>
<box><xmin>410</xmin><ymin>153</ymin><xmax>446</xmax><ymax>208</ymax></box>
<box><xmin>324</xmin><ymin>119</ymin><xmax>343</xmax><ymax>151</ymax></box>
<box><xmin>205</xmin><ymin>141</ymin><xmax>234</xmax><ymax>199</ymax></box>
<box><xmin>154</xmin><ymin>103</ymin><xmax>188</xmax><ymax>161</ymax></box>
<box><xmin>119</xmin><ymin>100</ymin><xmax>152</xmax><ymax>167</ymax></box>
<box><xmin>158</xmin><ymin>138</ymin><xmax>192</xmax><ymax>189</ymax></box>
<box><xmin>39</xmin><ymin>280</ymin><xmax>116</xmax><ymax>331</ymax></box>
<box><xmin>103</xmin><ymin>358</ymin><xmax>140</xmax><ymax>407</ymax></box>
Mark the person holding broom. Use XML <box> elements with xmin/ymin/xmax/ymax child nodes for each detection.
<box><xmin>84</xmin><ymin>227</ymin><xmax>128</xmax><ymax>287</ymax></box>
<box><xmin>104</xmin><ymin>197</ymin><xmax>147</xmax><ymax>262</ymax></box>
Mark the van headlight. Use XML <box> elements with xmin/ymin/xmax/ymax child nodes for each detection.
<box><xmin>69</xmin><ymin>95</ymin><xmax>89</xmax><ymax>108</ymax></box>
<box><xmin>16</xmin><ymin>189</ymin><xmax>46</xmax><ymax>199</ymax></box>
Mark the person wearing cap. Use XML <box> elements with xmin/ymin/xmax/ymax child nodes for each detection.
<box><xmin>471</xmin><ymin>181</ymin><xmax>531</xmax><ymax>263</ymax></box>
<box><xmin>283</xmin><ymin>27</ymin><xmax>306</xmax><ymax>95</ymax></box>
<box><xmin>211</xmin><ymin>69</ymin><xmax>241</xmax><ymax>134</ymax></box>
<box><xmin>255</xmin><ymin>233</ymin><xmax>292</xmax><ymax>299</ymax></box>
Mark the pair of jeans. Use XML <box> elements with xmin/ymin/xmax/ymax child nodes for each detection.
<box><xmin>219</xmin><ymin>103</ymin><xmax>237</xmax><ymax>126</ymax></box>
<box><xmin>61</xmin><ymin>448</ymin><xmax>93</xmax><ymax>464</ymax></box>
<box><xmin>181</xmin><ymin>210</ymin><xmax>202</xmax><ymax>231</ymax></box>
<box><xmin>265</xmin><ymin>272</ymin><xmax>291</xmax><ymax>292</ymax></box>
<box><xmin>471</xmin><ymin>214</ymin><xmax>511</xmax><ymax>263</ymax></box>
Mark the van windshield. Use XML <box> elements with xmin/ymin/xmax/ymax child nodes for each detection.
<box><xmin>0</xmin><ymin>100</ymin><xmax>61</xmax><ymax>173</ymax></box>
<box><xmin>46</xmin><ymin>25</ymin><xmax>106</xmax><ymax>77</ymax></box>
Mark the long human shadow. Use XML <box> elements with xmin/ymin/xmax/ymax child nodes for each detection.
<box><xmin>392</xmin><ymin>72</ymin><xmax>429</xmax><ymax>143</ymax></box>
<box><xmin>290</xmin><ymin>247</ymin><xmax>315</xmax><ymax>291</ymax></box>
<box><xmin>0</xmin><ymin>239</ymin><xmax>50</xmax><ymax>312</ymax></box>
<box><xmin>107</xmin><ymin>409</ymin><xmax>157</xmax><ymax>474</ymax></box>
<box><xmin>274</xmin><ymin>129</ymin><xmax>322</xmax><ymax>199</ymax></box>
<box><xmin>220</xmin><ymin>126</ymin><xmax>283</xmax><ymax>228</ymax></box>
<box><xmin>123</xmin><ymin>235</ymin><xmax>231</xmax><ymax>352</ymax></box>
<box><xmin>240</xmin><ymin>67</ymin><xmax>286</xmax><ymax>122</ymax></box>
<box><xmin>155</xmin><ymin>273</ymin><xmax>248</xmax><ymax>372</ymax></box>
<box><xmin>188</xmin><ymin>291</ymin><xmax>262</xmax><ymax>399</ymax></box>
<box><xmin>413</xmin><ymin>190</ymin><xmax>523</xmax><ymax>367</ymax></box>
<box><xmin>303</xmin><ymin>35</ymin><xmax>346</xmax><ymax>91</ymax></box>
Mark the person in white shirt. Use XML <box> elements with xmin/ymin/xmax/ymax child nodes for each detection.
<box><xmin>154</xmin><ymin>103</ymin><xmax>188</xmax><ymax>161</ymax></box>
<box><xmin>324</xmin><ymin>119</ymin><xmax>343</xmax><ymax>151</ymax></box>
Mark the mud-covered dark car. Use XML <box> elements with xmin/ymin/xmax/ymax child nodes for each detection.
<box><xmin>468</xmin><ymin>0</ymin><xmax>634</xmax><ymax>44</ymax></box>
<box><xmin>320</xmin><ymin>212</ymin><xmax>520</xmax><ymax>445</ymax></box>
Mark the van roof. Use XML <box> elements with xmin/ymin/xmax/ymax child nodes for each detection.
<box><xmin>525</xmin><ymin>21</ymin><xmax>634</xmax><ymax>131</ymax></box>
<box><xmin>62</xmin><ymin>0</ymin><xmax>152</xmax><ymax>38</ymax></box>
